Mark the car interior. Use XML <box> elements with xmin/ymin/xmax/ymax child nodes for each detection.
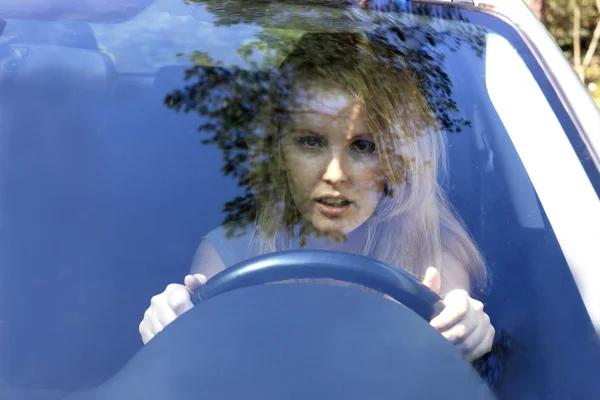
<box><xmin>0</xmin><ymin>12</ymin><xmax>599</xmax><ymax>400</ymax></box>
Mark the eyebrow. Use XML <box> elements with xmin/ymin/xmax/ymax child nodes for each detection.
<box><xmin>291</xmin><ymin>128</ymin><xmax>374</xmax><ymax>141</ymax></box>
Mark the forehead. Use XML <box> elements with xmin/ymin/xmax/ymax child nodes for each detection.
<box><xmin>292</xmin><ymin>84</ymin><xmax>359</xmax><ymax>117</ymax></box>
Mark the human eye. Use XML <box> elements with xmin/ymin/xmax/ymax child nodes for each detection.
<box><xmin>296</xmin><ymin>134</ymin><xmax>325</xmax><ymax>149</ymax></box>
<box><xmin>351</xmin><ymin>139</ymin><xmax>376</xmax><ymax>154</ymax></box>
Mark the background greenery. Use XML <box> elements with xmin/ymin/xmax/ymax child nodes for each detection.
<box><xmin>525</xmin><ymin>0</ymin><xmax>600</xmax><ymax>106</ymax></box>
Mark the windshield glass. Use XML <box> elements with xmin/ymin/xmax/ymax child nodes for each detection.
<box><xmin>1</xmin><ymin>0</ymin><xmax>599</xmax><ymax>399</ymax></box>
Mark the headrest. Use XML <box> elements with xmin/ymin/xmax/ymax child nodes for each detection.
<box><xmin>0</xmin><ymin>0</ymin><xmax>154</xmax><ymax>23</ymax></box>
<box><xmin>0</xmin><ymin>44</ymin><xmax>116</xmax><ymax>100</ymax></box>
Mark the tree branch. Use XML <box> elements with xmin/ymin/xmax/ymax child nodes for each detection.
<box><xmin>572</xmin><ymin>0</ymin><xmax>585</xmax><ymax>82</ymax></box>
<box><xmin>582</xmin><ymin>18</ymin><xmax>600</xmax><ymax>71</ymax></box>
<box><xmin>581</xmin><ymin>0</ymin><xmax>600</xmax><ymax>73</ymax></box>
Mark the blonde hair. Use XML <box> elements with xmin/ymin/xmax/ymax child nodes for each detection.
<box><xmin>247</xmin><ymin>32</ymin><xmax>487</xmax><ymax>291</ymax></box>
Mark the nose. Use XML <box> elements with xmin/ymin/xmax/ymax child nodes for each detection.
<box><xmin>322</xmin><ymin>155</ymin><xmax>348</xmax><ymax>185</ymax></box>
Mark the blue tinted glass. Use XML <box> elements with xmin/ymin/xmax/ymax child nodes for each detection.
<box><xmin>0</xmin><ymin>1</ymin><xmax>598</xmax><ymax>399</ymax></box>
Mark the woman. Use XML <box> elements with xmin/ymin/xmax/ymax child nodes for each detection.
<box><xmin>139</xmin><ymin>32</ymin><xmax>495</xmax><ymax>362</ymax></box>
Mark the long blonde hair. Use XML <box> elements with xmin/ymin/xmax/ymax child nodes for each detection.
<box><xmin>247</xmin><ymin>32</ymin><xmax>487</xmax><ymax>291</ymax></box>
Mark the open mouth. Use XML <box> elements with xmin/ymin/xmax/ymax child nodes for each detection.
<box><xmin>315</xmin><ymin>197</ymin><xmax>353</xmax><ymax>217</ymax></box>
<box><xmin>317</xmin><ymin>198</ymin><xmax>351</xmax><ymax>207</ymax></box>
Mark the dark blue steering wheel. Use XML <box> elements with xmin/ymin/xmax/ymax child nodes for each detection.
<box><xmin>193</xmin><ymin>249</ymin><xmax>445</xmax><ymax>321</ymax></box>
<box><xmin>69</xmin><ymin>249</ymin><xmax>495</xmax><ymax>400</ymax></box>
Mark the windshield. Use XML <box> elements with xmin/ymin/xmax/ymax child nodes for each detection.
<box><xmin>1</xmin><ymin>0</ymin><xmax>599</xmax><ymax>399</ymax></box>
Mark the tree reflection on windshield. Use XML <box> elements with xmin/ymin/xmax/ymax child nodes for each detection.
<box><xmin>163</xmin><ymin>1</ymin><xmax>487</xmax><ymax>243</ymax></box>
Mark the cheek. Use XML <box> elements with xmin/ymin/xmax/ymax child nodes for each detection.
<box><xmin>356</xmin><ymin>162</ymin><xmax>386</xmax><ymax>194</ymax></box>
<box><xmin>282</xmin><ymin>152</ymin><xmax>320</xmax><ymax>199</ymax></box>
<box><xmin>355</xmin><ymin>166</ymin><xmax>386</xmax><ymax>209</ymax></box>
<box><xmin>365</xmin><ymin>180</ymin><xmax>386</xmax><ymax>208</ymax></box>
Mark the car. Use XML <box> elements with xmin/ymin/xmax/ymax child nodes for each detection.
<box><xmin>0</xmin><ymin>0</ymin><xmax>599</xmax><ymax>398</ymax></box>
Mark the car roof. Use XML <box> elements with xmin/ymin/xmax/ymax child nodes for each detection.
<box><xmin>0</xmin><ymin>0</ymin><xmax>530</xmax><ymax>24</ymax></box>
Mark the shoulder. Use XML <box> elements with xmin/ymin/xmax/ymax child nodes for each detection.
<box><xmin>203</xmin><ymin>225</ymin><xmax>233</xmax><ymax>247</ymax></box>
<box><xmin>192</xmin><ymin>224</ymin><xmax>255</xmax><ymax>275</ymax></box>
<box><xmin>203</xmin><ymin>224</ymin><xmax>253</xmax><ymax>254</ymax></box>
<box><xmin>190</xmin><ymin>239</ymin><xmax>226</xmax><ymax>278</ymax></box>
<box><xmin>440</xmin><ymin>251</ymin><xmax>471</xmax><ymax>295</ymax></box>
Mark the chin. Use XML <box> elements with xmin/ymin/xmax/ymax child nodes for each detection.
<box><xmin>311</xmin><ymin>218</ymin><xmax>361</xmax><ymax>237</ymax></box>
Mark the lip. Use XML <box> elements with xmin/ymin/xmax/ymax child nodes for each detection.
<box><xmin>314</xmin><ymin>194</ymin><xmax>351</xmax><ymax>202</ymax></box>
<box><xmin>314</xmin><ymin>195</ymin><xmax>352</xmax><ymax>217</ymax></box>
<box><xmin>315</xmin><ymin>201</ymin><xmax>351</xmax><ymax>217</ymax></box>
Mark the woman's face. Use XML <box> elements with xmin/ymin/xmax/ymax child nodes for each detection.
<box><xmin>281</xmin><ymin>84</ymin><xmax>387</xmax><ymax>235</ymax></box>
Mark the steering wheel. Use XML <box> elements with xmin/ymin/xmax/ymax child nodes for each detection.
<box><xmin>193</xmin><ymin>249</ymin><xmax>445</xmax><ymax>321</ymax></box>
<box><xmin>69</xmin><ymin>250</ymin><xmax>495</xmax><ymax>400</ymax></box>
